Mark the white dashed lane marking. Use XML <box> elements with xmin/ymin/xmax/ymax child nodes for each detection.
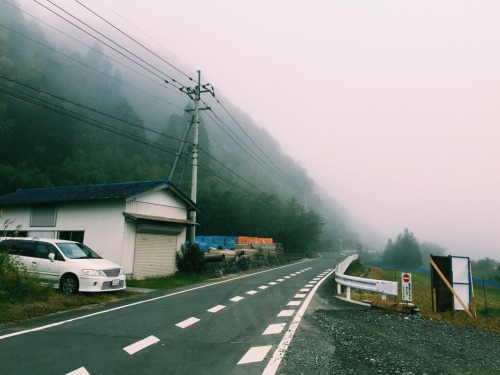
<box><xmin>294</xmin><ymin>294</ymin><xmax>306</xmax><ymax>298</ymax></box>
<box><xmin>175</xmin><ymin>317</ymin><xmax>200</xmax><ymax>329</ymax></box>
<box><xmin>263</xmin><ymin>323</ymin><xmax>287</xmax><ymax>335</ymax></box>
<box><xmin>284</xmin><ymin>276</ymin><xmax>291</xmax><ymax>279</ymax></box>
<box><xmin>207</xmin><ymin>305</ymin><xmax>225</xmax><ymax>313</ymax></box>
<box><xmin>268</xmin><ymin>282</ymin><xmax>277</xmax><ymax>285</ymax></box>
<box><xmin>287</xmin><ymin>301</ymin><xmax>301</xmax><ymax>306</ymax></box>
<box><xmin>230</xmin><ymin>296</ymin><xmax>244</xmax><ymax>302</ymax></box>
<box><xmin>238</xmin><ymin>345</ymin><xmax>273</xmax><ymax>365</ymax></box>
<box><xmin>66</xmin><ymin>367</ymin><xmax>90</xmax><ymax>375</ymax></box>
<box><xmin>123</xmin><ymin>335</ymin><xmax>160</xmax><ymax>355</ymax></box>
<box><xmin>277</xmin><ymin>278</ymin><xmax>285</xmax><ymax>282</ymax></box>
<box><xmin>246</xmin><ymin>290</ymin><xmax>258</xmax><ymax>295</ymax></box>
<box><xmin>259</xmin><ymin>286</ymin><xmax>269</xmax><ymax>290</ymax></box>
<box><xmin>277</xmin><ymin>310</ymin><xmax>295</xmax><ymax>317</ymax></box>
<box><xmin>305</xmin><ymin>284</ymin><xmax>313</xmax><ymax>288</ymax></box>
<box><xmin>300</xmin><ymin>288</ymin><xmax>310</xmax><ymax>292</ymax></box>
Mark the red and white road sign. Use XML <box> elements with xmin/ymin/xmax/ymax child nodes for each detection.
<box><xmin>401</xmin><ymin>273</ymin><xmax>412</xmax><ymax>302</ymax></box>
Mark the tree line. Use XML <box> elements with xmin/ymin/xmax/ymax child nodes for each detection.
<box><xmin>0</xmin><ymin>1</ymin><xmax>355</xmax><ymax>254</ymax></box>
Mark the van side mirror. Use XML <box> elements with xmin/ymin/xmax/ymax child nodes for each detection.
<box><xmin>48</xmin><ymin>253</ymin><xmax>55</xmax><ymax>261</ymax></box>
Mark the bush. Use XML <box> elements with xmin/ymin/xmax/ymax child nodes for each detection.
<box><xmin>0</xmin><ymin>251</ymin><xmax>50</xmax><ymax>302</ymax></box>
<box><xmin>176</xmin><ymin>243</ymin><xmax>205</xmax><ymax>274</ymax></box>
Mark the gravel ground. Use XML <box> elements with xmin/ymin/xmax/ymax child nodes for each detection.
<box><xmin>278</xmin><ymin>290</ymin><xmax>500</xmax><ymax>374</ymax></box>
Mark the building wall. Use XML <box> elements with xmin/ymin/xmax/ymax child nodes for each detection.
<box><xmin>126</xmin><ymin>189</ymin><xmax>188</xmax><ymax>220</ymax></box>
<box><xmin>2</xmin><ymin>189</ymin><xmax>191</xmax><ymax>277</ymax></box>
<box><xmin>1</xmin><ymin>201</ymin><xmax>127</xmax><ymax>266</ymax></box>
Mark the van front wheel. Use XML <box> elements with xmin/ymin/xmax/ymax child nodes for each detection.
<box><xmin>60</xmin><ymin>274</ymin><xmax>79</xmax><ymax>294</ymax></box>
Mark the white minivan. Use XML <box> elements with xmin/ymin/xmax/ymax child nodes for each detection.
<box><xmin>0</xmin><ymin>238</ymin><xmax>126</xmax><ymax>294</ymax></box>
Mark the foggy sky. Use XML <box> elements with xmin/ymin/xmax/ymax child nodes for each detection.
<box><xmin>19</xmin><ymin>0</ymin><xmax>500</xmax><ymax>260</ymax></box>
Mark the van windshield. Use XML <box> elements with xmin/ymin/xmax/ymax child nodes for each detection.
<box><xmin>56</xmin><ymin>242</ymin><xmax>102</xmax><ymax>259</ymax></box>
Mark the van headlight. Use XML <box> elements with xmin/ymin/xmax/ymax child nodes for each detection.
<box><xmin>82</xmin><ymin>269</ymin><xmax>107</xmax><ymax>276</ymax></box>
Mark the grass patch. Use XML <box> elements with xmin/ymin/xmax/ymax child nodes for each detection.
<box><xmin>126</xmin><ymin>272</ymin><xmax>216</xmax><ymax>289</ymax></box>
<box><xmin>348</xmin><ymin>267</ymin><xmax>500</xmax><ymax>332</ymax></box>
<box><xmin>0</xmin><ymin>289</ymin><xmax>135</xmax><ymax>325</ymax></box>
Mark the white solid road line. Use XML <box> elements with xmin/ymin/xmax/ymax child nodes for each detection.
<box><xmin>262</xmin><ymin>268</ymin><xmax>336</xmax><ymax>375</ymax></box>
<box><xmin>238</xmin><ymin>345</ymin><xmax>273</xmax><ymax>365</ymax></box>
<box><xmin>0</xmin><ymin>258</ymin><xmax>315</xmax><ymax>341</ymax></box>
<box><xmin>123</xmin><ymin>335</ymin><xmax>160</xmax><ymax>355</ymax></box>
<box><xmin>175</xmin><ymin>317</ymin><xmax>200</xmax><ymax>329</ymax></box>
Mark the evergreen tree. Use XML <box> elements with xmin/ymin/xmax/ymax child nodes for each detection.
<box><xmin>382</xmin><ymin>228</ymin><xmax>422</xmax><ymax>266</ymax></box>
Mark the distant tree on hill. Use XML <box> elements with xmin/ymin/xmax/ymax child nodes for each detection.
<box><xmin>419</xmin><ymin>241</ymin><xmax>447</xmax><ymax>262</ymax></box>
<box><xmin>382</xmin><ymin>228</ymin><xmax>422</xmax><ymax>266</ymax></box>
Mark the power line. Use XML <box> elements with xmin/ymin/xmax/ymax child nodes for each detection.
<box><xmin>34</xmin><ymin>0</ymin><xmax>185</xmax><ymax>91</ymax></box>
<box><xmin>0</xmin><ymin>0</ymin><xmax>187</xmax><ymax>103</ymax></box>
<box><xmin>74</xmin><ymin>0</ymin><xmax>195</xmax><ymax>85</ymax></box>
<box><xmin>0</xmin><ymin>22</ymin><xmax>188</xmax><ymax>112</ymax></box>
<box><xmin>0</xmin><ymin>75</ymin><xmax>194</xmax><ymax>146</ymax></box>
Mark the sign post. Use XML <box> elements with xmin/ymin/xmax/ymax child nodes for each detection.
<box><xmin>402</xmin><ymin>273</ymin><xmax>412</xmax><ymax>302</ymax></box>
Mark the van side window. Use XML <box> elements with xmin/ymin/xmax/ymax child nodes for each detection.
<box><xmin>13</xmin><ymin>241</ymin><xmax>37</xmax><ymax>257</ymax></box>
<box><xmin>36</xmin><ymin>243</ymin><xmax>58</xmax><ymax>259</ymax></box>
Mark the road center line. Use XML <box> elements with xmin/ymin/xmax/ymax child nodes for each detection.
<box><xmin>175</xmin><ymin>317</ymin><xmax>200</xmax><ymax>329</ymax></box>
<box><xmin>207</xmin><ymin>305</ymin><xmax>226</xmax><ymax>313</ymax></box>
<box><xmin>66</xmin><ymin>367</ymin><xmax>90</xmax><ymax>375</ymax></box>
<box><xmin>263</xmin><ymin>323</ymin><xmax>287</xmax><ymax>335</ymax></box>
<box><xmin>123</xmin><ymin>335</ymin><xmax>160</xmax><ymax>355</ymax></box>
<box><xmin>238</xmin><ymin>345</ymin><xmax>273</xmax><ymax>365</ymax></box>
<box><xmin>0</xmin><ymin>258</ymin><xmax>316</xmax><ymax>340</ymax></box>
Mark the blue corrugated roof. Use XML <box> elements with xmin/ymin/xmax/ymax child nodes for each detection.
<box><xmin>0</xmin><ymin>179</ymin><xmax>199</xmax><ymax>211</ymax></box>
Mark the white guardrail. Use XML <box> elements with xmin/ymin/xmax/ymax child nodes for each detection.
<box><xmin>335</xmin><ymin>254</ymin><xmax>398</xmax><ymax>301</ymax></box>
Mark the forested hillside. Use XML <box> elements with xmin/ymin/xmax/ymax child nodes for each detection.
<box><xmin>0</xmin><ymin>1</ymin><xmax>362</xmax><ymax>252</ymax></box>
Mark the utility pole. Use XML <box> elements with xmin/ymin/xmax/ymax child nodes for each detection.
<box><xmin>180</xmin><ymin>70</ymin><xmax>214</xmax><ymax>244</ymax></box>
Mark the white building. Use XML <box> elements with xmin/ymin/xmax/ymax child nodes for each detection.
<box><xmin>0</xmin><ymin>179</ymin><xmax>199</xmax><ymax>279</ymax></box>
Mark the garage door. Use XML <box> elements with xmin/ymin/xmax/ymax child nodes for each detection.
<box><xmin>133</xmin><ymin>233</ymin><xmax>177</xmax><ymax>279</ymax></box>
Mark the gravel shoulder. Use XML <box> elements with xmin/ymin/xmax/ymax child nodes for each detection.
<box><xmin>278</xmin><ymin>278</ymin><xmax>500</xmax><ymax>375</ymax></box>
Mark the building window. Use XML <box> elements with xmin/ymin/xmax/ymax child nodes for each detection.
<box><xmin>28</xmin><ymin>231</ymin><xmax>55</xmax><ymax>239</ymax></box>
<box><xmin>30</xmin><ymin>204</ymin><xmax>57</xmax><ymax>227</ymax></box>
<box><xmin>58</xmin><ymin>231</ymin><xmax>84</xmax><ymax>243</ymax></box>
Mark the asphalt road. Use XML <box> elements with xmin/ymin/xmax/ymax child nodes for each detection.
<box><xmin>0</xmin><ymin>253</ymin><xmax>346</xmax><ymax>375</ymax></box>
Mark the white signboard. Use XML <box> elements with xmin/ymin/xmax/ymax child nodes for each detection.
<box><xmin>401</xmin><ymin>273</ymin><xmax>412</xmax><ymax>302</ymax></box>
<box><xmin>451</xmin><ymin>257</ymin><xmax>471</xmax><ymax>311</ymax></box>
